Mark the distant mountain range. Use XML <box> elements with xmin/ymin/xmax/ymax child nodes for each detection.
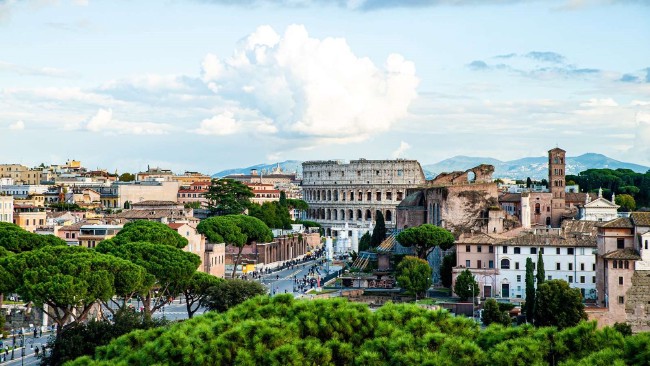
<box><xmin>213</xmin><ymin>154</ymin><xmax>649</xmax><ymax>181</ymax></box>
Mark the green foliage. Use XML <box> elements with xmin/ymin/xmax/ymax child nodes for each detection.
<box><xmin>48</xmin><ymin>202</ymin><xmax>84</xmax><ymax>211</ymax></box>
<box><xmin>481</xmin><ymin>298</ymin><xmax>511</xmax><ymax>326</ymax></box>
<box><xmin>197</xmin><ymin>215</ymin><xmax>272</xmax><ymax>277</ymax></box>
<box><xmin>525</xmin><ymin>257</ymin><xmax>535</xmax><ymax>323</ymax></box>
<box><xmin>286</xmin><ymin>199</ymin><xmax>309</xmax><ymax>210</ymax></box>
<box><xmin>184</xmin><ymin>201</ymin><xmax>202</xmax><ymax>209</ymax></box>
<box><xmin>40</xmin><ymin>308</ymin><xmax>169</xmax><ymax>366</ymax></box>
<box><xmin>613</xmin><ymin>322</ymin><xmax>632</xmax><ymax>336</ymax></box>
<box><xmin>295</xmin><ymin>220</ymin><xmax>321</xmax><ymax>229</ymax></box>
<box><xmin>181</xmin><ymin>272</ymin><xmax>224</xmax><ymax>318</ymax></box>
<box><xmin>440</xmin><ymin>251</ymin><xmax>456</xmax><ymax>288</ymax></box>
<box><xmin>567</xmin><ymin>168</ymin><xmax>650</xmax><ymax>208</ymax></box>
<box><xmin>615</xmin><ymin>194</ymin><xmax>636</xmax><ymax>211</ymax></box>
<box><xmin>0</xmin><ymin>222</ymin><xmax>66</xmax><ymax>253</ymax></box>
<box><xmin>205</xmin><ymin>178</ymin><xmax>254</xmax><ymax>215</ymax></box>
<box><xmin>371</xmin><ymin>211</ymin><xmax>386</xmax><ymax>247</ymax></box>
<box><xmin>248</xmin><ymin>201</ymin><xmax>292</xmax><ymax>229</ymax></box>
<box><xmin>118</xmin><ymin>172</ymin><xmax>135</xmax><ymax>182</ymax></box>
<box><xmin>0</xmin><ymin>246</ymin><xmax>148</xmax><ymax>330</ymax></box>
<box><xmin>107</xmin><ymin>220</ymin><xmax>189</xmax><ymax>248</ymax></box>
<box><xmin>358</xmin><ymin>232</ymin><xmax>372</xmax><ymax>252</ymax></box>
<box><xmin>454</xmin><ymin>269</ymin><xmax>479</xmax><ymax>301</ymax></box>
<box><xmin>396</xmin><ymin>256</ymin><xmax>432</xmax><ymax>297</ymax></box>
<box><xmin>203</xmin><ymin>279</ymin><xmax>267</xmax><ymax>313</ymax></box>
<box><xmin>66</xmin><ymin>296</ymin><xmax>650</xmax><ymax>366</ymax></box>
<box><xmin>96</xmin><ymin>241</ymin><xmax>201</xmax><ymax>316</ymax></box>
<box><xmin>536</xmin><ymin>251</ymin><xmax>545</xmax><ymax>285</ymax></box>
<box><xmin>534</xmin><ymin>280</ymin><xmax>587</xmax><ymax>329</ymax></box>
<box><xmin>279</xmin><ymin>190</ymin><xmax>287</xmax><ymax>207</ymax></box>
<box><xmin>396</xmin><ymin>224</ymin><xmax>455</xmax><ymax>259</ymax></box>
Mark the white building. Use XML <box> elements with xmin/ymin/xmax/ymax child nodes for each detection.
<box><xmin>0</xmin><ymin>184</ymin><xmax>50</xmax><ymax>199</ymax></box>
<box><xmin>496</xmin><ymin>223</ymin><xmax>597</xmax><ymax>300</ymax></box>
<box><xmin>579</xmin><ymin>188</ymin><xmax>619</xmax><ymax>222</ymax></box>
<box><xmin>0</xmin><ymin>195</ymin><xmax>13</xmax><ymax>223</ymax></box>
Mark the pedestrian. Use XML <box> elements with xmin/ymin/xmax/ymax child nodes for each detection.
<box><xmin>35</xmin><ymin>347</ymin><xmax>40</xmax><ymax>357</ymax></box>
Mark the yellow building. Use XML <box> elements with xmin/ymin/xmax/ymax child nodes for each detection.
<box><xmin>78</xmin><ymin>224</ymin><xmax>122</xmax><ymax>248</ymax></box>
<box><xmin>13</xmin><ymin>204</ymin><xmax>46</xmax><ymax>232</ymax></box>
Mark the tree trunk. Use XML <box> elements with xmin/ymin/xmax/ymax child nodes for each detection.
<box><xmin>231</xmin><ymin>245</ymin><xmax>244</xmax><ymax>278</ymax></box>
<box><xmin>142</xmin><ymin>294</ymin><xmax>153</xmax><ymax>321</ymax></box>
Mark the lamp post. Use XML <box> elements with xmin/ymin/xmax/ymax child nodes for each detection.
<box><xmin>469</xmin><ymin>284</ymin><xmax>475</xmax><ymax>323</ymax></box>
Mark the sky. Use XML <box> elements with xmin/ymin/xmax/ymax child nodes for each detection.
<box><xmin>1</xmin><ymin>0</ymin><xmax>649</xmax><ymax>175</ymax></box>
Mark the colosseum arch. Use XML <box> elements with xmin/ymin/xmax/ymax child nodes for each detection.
<box><xmin>365</xmin><ymin>209</ymin><xmax>372</xmax><ymax>221</ymax></box>
<box><xmin>348</xmin><ymin>209</ymin><xmax>354</xmax><ymax>220</ymax></box>
<box><xmin>385</xmin><ymin>210</ymin><xmax>392</xmax><ymax>222</ymax></box>
<box><xmin>340</xmin><ymin>209</ymin><xmax>345</xmax><ymax>220</ymax></box>
<box><xmin>356</xmin><ymin>209</ymin><xmax>362</xmax><ymax>221</ymax></box>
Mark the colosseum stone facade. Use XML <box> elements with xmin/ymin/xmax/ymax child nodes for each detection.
<box><xmin>302</xmin><ymin>159</ymin><xmax>426</xmax><ymax>234</ymax></box>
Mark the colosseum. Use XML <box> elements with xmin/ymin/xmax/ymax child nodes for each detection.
<box><xmin>302</xmin><ymin>159</ymin><xmax>426</xmax><ymax>235</ymax></box>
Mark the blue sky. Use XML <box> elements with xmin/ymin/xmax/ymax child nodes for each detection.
<box><xmin>1</xmin><ymin>0</ymin><xmax>649</xmax><ymax>174</ymax></box>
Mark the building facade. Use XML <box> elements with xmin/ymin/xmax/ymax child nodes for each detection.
<box><xmin>0</xmin><ymin>195</ymin><xmax>13</xmax><ymax>223</ymax></box>
<box><xmin>302</xmin><ymin>159</ymin><xmax>425</xmax><ymax>234</ymax></box>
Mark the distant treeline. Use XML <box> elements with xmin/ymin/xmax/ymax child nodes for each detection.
<box><xmin>567</xmin><ymin>168</ymin><xmax>650</xmax><ymax>208</ymax></box>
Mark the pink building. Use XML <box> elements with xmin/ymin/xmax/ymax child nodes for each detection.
<box><xmin>177</xmin><ymin>181</ymin><xmax>210</xmax><ymax>208</ymax></box>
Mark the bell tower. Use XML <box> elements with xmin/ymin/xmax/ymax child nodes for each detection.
<box><xmin>548</xmin><ymin>147</ymin><xmax>566</xmax><ymax>227</ymax></box>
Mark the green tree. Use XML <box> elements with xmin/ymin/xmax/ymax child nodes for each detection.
<box><xmin>481</xmin><ymin>298</ymin><xmax>511</xmax><ymax>326</ymax></box>
<box><xmin>286</xmin><ymin>199</ymin><xmax>309</xmax><ymax>211</ymax></box>
<box><xmin>203</xmin><ymin>279</ymin><xmax>267</xmax><ymax>312</ymax></box>
<box><xmin>615</xmin><ymin>194</ymin><xmax>636</xmax><ymax>211</ymax></box>
<box><xmin>526</xmin><ymin>177</ymin><xmax>532</xmax><ymax>188</ymax></box>
<box><xmin>358</xmin><ymin>232</ymin><xmax>371</xmax><ymax>252</ymax></box>
<box><xmin>440</xmin><ymin>251</ymin><xmax>456</xmax><ymax>288</ymax></box>
<box><xmin>0</xmin><ymin>246</ymin><xmax>148</xmax><ymax>334</ymax></box>
<box><xmin>525</xmin><ymin>257</ymin><xmax>535</xmax><ymax>323</ymax></box>
<box><xmin>105</xmin><ymin>220</ymin><xmax>188</xmax><ymax>249</ymax></box>
<box><xmin>248</xmin><ymin>201</ymin><xmax>292</xmax><ymax>229</ymax></box>
<box><xmin>371</xmin><ymin>210</ymin><xmax>386</xmax><ymax>247</ymax></box>
<box><xmin>536</xmin><ymin>251</ymin><xmax>545</xmax><ymax>285</ymax></box>
<box><xmin>279</xmin><ymin>190</ymin><xmax>287</xmax><ymax>207</ymax></box>
<box><xmin>534</xmin><ymin>279</ymin><xmax>587</xmax><ymax>329</ymax></box>
<box><xmin>40</xmin><ymin>308</ymin><xmax>168</xmax><ymax>366</ymax></box>
<box><xmin>0</xmin><ymin>222</ymin><xmax>66</xmax><ymax>253</ymax></box>
<box><xmin>454</xmin><ymin>269</ymin><xmax>479</xmax><ymax>301</ymax></box>
<box><xmin>613</xmin><ymin>322</ymin><xmax>632</xmax><ymax>337</ymax></box>
<box><xmin>96</xmin><ymin>241</ymin><xmax>201</xmax><ymax>319</ymax></box>
<box><xmin>181</xmin><ymin>272</ymin><xmax>224</xmax><ymax>318</ymax></box>
<box><xmin>396</xmin><ymin>256</ymin><xmax>432</xmax><ymax>298</ymax></box>
<box><xmin>118</xmin><ymin>172</ymin><xmax>135</xmax><ymax>182</ymax></box>
<box><xmin>197</xmin><ymin>215</ymin><xmax>272</xmax><ymax>278</ymax></box>
<box><xmin>396</xmin><ymin>224</ymin><xmax>455</xmax><ymax>260</ymax></box>
<box><xmin>205</xmin><ymin>178</ymin><xmax>254</xmax><ymax>215</ymax></box>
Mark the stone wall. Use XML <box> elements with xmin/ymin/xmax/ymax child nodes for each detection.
<box><xmin>625</xmin><ymin>270</ymin><xmax>650</xmax><ymax>332</ymax></box>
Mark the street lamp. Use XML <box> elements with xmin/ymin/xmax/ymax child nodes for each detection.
<box><xmin>469</xmin><ymin>284</ymin><xmax>475</xmax><ymax>323</ymax></box>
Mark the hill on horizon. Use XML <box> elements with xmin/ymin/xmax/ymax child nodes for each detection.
<box><xmin>213</xmin><ymin>154</ymin><xmax>649</xmax><ymax>181</ymax></box>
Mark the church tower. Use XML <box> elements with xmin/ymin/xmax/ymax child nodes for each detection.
<box><xmin>548</xmin><ymin>147</ymin><xmax>566</xmax><ymax>227</ymax></box>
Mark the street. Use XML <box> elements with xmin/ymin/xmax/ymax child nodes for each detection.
<box><xmin>0</xmin><ymin>330</ymin><xmax>50</xmax><ymax>366</ymax></box>
<box><xmin>258</xmin><ymin>258</ymin><xmax>342</xmax><ymax>296</ymax></box>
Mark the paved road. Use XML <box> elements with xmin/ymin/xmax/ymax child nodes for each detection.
<box><xmin>259</xmin><ymin>259</ymin><xmax>343</xmax><ymax>296</ymax></box>
<box><xmin>0</xmin><ymin>331</ymin><xmax>50</xmax><ymax>366</ymax></box>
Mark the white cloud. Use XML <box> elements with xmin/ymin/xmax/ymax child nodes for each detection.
<box><xmin>193</xmin><ymin>111</ymin><xmax>240</xmax><ymax>136</ymax></box>
<box><xmin>8</xmin><ymin>120</ymin><xmax>24</xmax><ymax>130</ymax></box>
<box><xmin>200</xmin><ymin>24</ymin><xmax>419</xmax><ymax>141</ymax></box>
<box><xmin>580</xmin><ymin>98</ymin><xmax>618</xmax><ymax>107</ymax></box>
<box><xmin>85</xmin><ymin>108</ymin><xmax>173</xmax><ymax>135</ymax></box>
<box><xmin>392</xmin><ymin>141</ymin><xmax>411</xmax><ymax>158</ymax></box>
<box><xmin>193</xmin><ymin>109</ymin><xmax>278</xmax><ymax>136</ymax></box>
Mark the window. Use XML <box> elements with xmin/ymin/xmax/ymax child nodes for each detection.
<box><xmin>514</xmin><ymin>247</ymin><xmax>521</xmax><ymax>254</ymax></box>
<box><xmin>613</xmin><ymin>261</ymin><xmax>618</xmax><ymax>269</ymax></box>
<box><xmin>556</xmin><ymin>248</ymin><xmax>561</xmax><ymax>255</ymax></box>
<box><xmin>592</xmin><ymin>276</ymin><xmax>596</xmax><ymax>283</ymax></box>
<box><xmin>646</xmin><ymin>240</ymin><xmax>649</xmax><ymax>250</ymax></box>
<box><xmin>548</xmin><ymin>276</ymin><xmax>552</xmax><ymax>280</ymax></box>
<box><xmin>477</xmin><ymin>245</ymin><xmax>482</xmax><ymax>253</ymax></box>
<box><xmin>556</xmin><ymin>263</ymin><xmax>561</xmax><ymax>270</ymax></box>
<box><xmin>617</xmin><ymin>238</ymin><xmax>625</xmax><ymax>249</ymax></box>
<box><xmin>580</xmin><ymin>276</ymin><xmax>585</xmax><ymax>283</ymax></box>
<box><xmin>624</xmin><ymin>261</ymin><xmax>629</xmax><ymax>269</ymax></box>
<box><xmin>515</xmin><ymin>262</ymin><xmax>520</xmax><ymax>270</ymax></box>
<box><xmin>568</xmin><ymin>276</ymin><xmax>573</xmax><ymax>283</ymax></box>
<box><xmin>477</xmin><ymin>260</ymin><xmax>482</xmax><ymax>269</ymax></box>
<box><xmin>465</xmin><ymin>260</ymin><xmax>471</xmax><ymax>268</ymax></box>
<box><xmin>569</xmin><ymin>263</ymin><xmax>573</xmax><ymax>271</ymax></box>
<box><xmin>503</xmin><ymin>246</ymin><xmax>508</xmax><ymax>254</ymax></box>
<box><xmin>540</xmin><ymin>248</ymin><xmax>544</xmax><ymax>254</ymax></box>
<box><xmin>593</xmin><ymin>264</ymin><xmax>596</xmax><ymax>271</ymax></box>
<box><xmin>501</xmin><ymin>259</ymin><xmax>510</xmax><ymax>269</ymax></box>
<box><xmin>618</xmin><ymin>296</ymin><xmax>624</xmax><ymax>304</ymax></box>
<box><xmin>531</xmin><ymin>248</ymin><xmax>537</xmax><ymax>255</ymax></box>
<box><xmin>568</xmin><ymin>248</ymin><xmax>574</xmax><ymax>255</ymax></box>
<box><xmin>489</xmin><ymin>260</ymin><xmax>494</xmax><ymax>269</ymax></box>
<box><xmin>517</xmin><ymin>275</ymin><xmax>521</xmax><ymax>282</ymax></box>
<box><xmin>489</xmin><ymin>246</ymin><xmax>494</xmax><ymax>253</ymax></box>
<box><xmin>580</xmin><ymin>263</ymin><xmax>585</xmax><ymax>271</ymax></box>
<box><xmin>466</xmin><ymin>245</ymin><xmax>471</xmax><ymax>252</ymax></box>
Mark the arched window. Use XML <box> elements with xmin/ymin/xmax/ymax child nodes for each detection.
<box><xmin>385</xmin><ymin>210</ymin><xmax>392</xmax><ymax>222</ymax></box>
<box><xmin>356</xmin><ymin>209</ymin><xmax>362</xmax><ymax>221</ymax></box>
<box><xmin>317</xmin><ymin>191</ymin><xmax>321</xmax><ymax>201</ymax></box>
<box><xmin>340</xmin><ymin>209</ymin><xmax>345</xmax><ymax>220</ymax></box>
<box><xmin>349</xmin><ymin>209</ymin><xmax>354</xmax><ymax>220</ymax></box>
<box><xmin>535</xmin><ymin>203</ymin><xmax>541</xmax><ymax>214</ymax></box>
<box><xmin>365</xmin><ymin>209</ymin><xmax>372</xmax><ymax>221</ymax></box>
<box><xmin>327</xmin><ymin>190</ymin><xmax>331</xmax><ymax>201</ymax></box>
<box><xmin>501</xmin><ymin>259</ymin><xmax>510</xmax><ymax>269</ymax></box>
<box><xmin>326</xmin><ymin>209</ymin><xmax>331</xmax><ymax>220</ymax></box>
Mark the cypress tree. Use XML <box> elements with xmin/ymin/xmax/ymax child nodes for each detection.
<box><xmin>371</xmin><ymin>210</ymin><xmax>386</xmax><ymax>247</ymax></box>
<box><xmin>536</xmin><ymin>251</ymin><xmax>545</xmax><ymax>285</ymax></box>
<box><xmin>279</xmin><ymin>191</ymin><xmax>287</xmax><ymax>207</ymax></box>
<box><xmin>525</xmin><ymin>257</ymin><xmax>535</xmax><ymax>323</ymax></box>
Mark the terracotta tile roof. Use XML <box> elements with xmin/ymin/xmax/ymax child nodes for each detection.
<box><xmin>565</xmin><ymin>192</ymin><xmax>597</xmax><ymax>204</ymax></box>
<box><xmin>602</xmin><ymin>248</ymin><xmax>641</xmax><ymax>260</ymax></box>
<box><xmin>562</xmin><ymin>220</ymin><xmax>598</xmax><ymax>235</ymax></box>
<box><xmin>456</xmin><ymin>232</ymin><xmax>504</xmax><ymax>244</ymax></box>
<box><xmin>116</xmin><ymin>209</ymin><xmax>189</xmax><ymax>219</ymax></box>
<box><xmin>131</xmin><ymin>200</ymin><xmax>179</xmax><ymax>207</ymax></box>
<box><xmin>167</xmin><ymin>223</ymin><xmax>185</xmax><ymax>230</ymax></box>
<box><xmin>499</xmin><ymin>193</ymin><xmax>521</xmax><ymax>203</ymax></box>
<box><xmin>499</xmin><ymin>232</ymin><xmax>596</xmax><ymax>247</ymax></box>
<box><xmin>631</xmin><ymin>212</ymin><xmax>650</xmax><ymax>227</ymax></box>
<box><xmin>597</xmin><ymin>217</ymin><xmax>634</xmax><ymax>228</ymax></box>
<box><xmin>59</xmin><ymin>221</ymin><xmax>88</xmax><ymax>231</ymax></box>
